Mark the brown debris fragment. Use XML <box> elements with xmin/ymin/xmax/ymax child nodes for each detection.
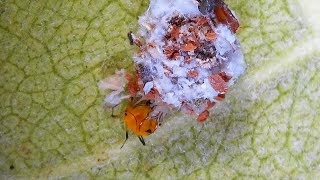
<box><xmin>181</xmin><ymin>102</ymin><xmax>195</xmax><ymax>115</ymax></box>
<box><xmin>219</xmin><ymin>72</ymin><xmax>232</xmax><ymax>82</ymax></box>
<box><xmin>197</xmin><ymin>110</ymin><xmax>210</xmax><ymax>122</ymax></box>
<box><xmin>144</xmin><ymin>88</ymin><xmax>160</xmax><ymax>100</ymax></box>
<box><xmin>205</xmin><ymin>31</ymin><xmax>217</xmax><ymax>41</ymax></box>
<box><xmin>206</xmin><ymin>100</ymin><xmax>216</xmax><ymax>109</ymax></box>
<box><xmin>215</xmin><ymin>93</ymin><xmax>225</xmax><ymax>101</ymax></box>
<box><xmin>184</xmin><ymin>55</ymin><xmax>191</xmax><ymax>64</ymax></box>
<box><xmin>182</xmin><ymin>42</ymin><xmax>197</xmax><ymax>51</ymax></box>
<box><xmin>209</xmin><ymin>74</ymin><xmax>228</xmax><ymax>93</ymax></box>
<box><xmin>169</xmin><ymin>25</ymin><xmax>180</xmax><ymax>39</ymax></box>
<box><xmin>148</xmin><ymin>43</ymin><xmax>156</xmax><ymax>48</ymax></box>
<box><xmin>169</xmin><ymin>15</ymin><xmax>185</xmax><ymax>26</ymax></box>
<box><xmin>196</xmin><ymin>16</ymin><xmax>209</xmax><ymax>26</ymax></box>
<box><xmin>187</xmin><ymin>69</ymin><xmax>199</xmax><ymax>78</ymax></box>
<box><xmin>126</xmin><ymin>73</ymin><xmax>142</xmax><ymax>95</ymax></box>
<box><xmin>164</xmin><ymin>46</ymin><xmax>180</xmax><ymax>59</ymax></box>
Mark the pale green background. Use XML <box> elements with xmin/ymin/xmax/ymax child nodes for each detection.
<box><xmin>0</xmin><ymin>0</ymin><xmax>320</xmax><ymax>179</ymax></box>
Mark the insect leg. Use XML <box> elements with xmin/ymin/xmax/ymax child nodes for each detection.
<box><xmin>111</xmin><ymin>104</ymin><xmax>121</xmax><ymax>118</ymax></box>
<box><xmin>111</xmin><ymin>106</ymin><xmax>116</xmax><ymax>117</ymax></box>
<box><xmin>138</xmin><ymin>136</ymin><xmax>146</xmax><ymax>146</ymax></box>
<box><xmin>120</xmin><ymin>130</ymin><xmax>129</xmax><ymax>149</ymax></box>
<box><xmin>127</xmin><ymin>31</ymin><xmax>134</xmax><ymax>45</ymax></box>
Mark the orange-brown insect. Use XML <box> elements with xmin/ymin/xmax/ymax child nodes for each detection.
<box><xmin>121</xmin><ymin>98</ymin><xmax>159</xmax><ymax>148</ymax></box>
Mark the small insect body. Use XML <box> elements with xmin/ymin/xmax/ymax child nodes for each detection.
<box><xmin>98</xmin><ymin>69</ymin><xmax>163</xmax><ymax>147</ymax></box>
<box><xmin>121</xmin><ymin>98</ymin><xmax>159</xmax><ymax>148</ymax></box>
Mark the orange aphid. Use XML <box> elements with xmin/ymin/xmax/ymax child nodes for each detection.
<box><xmin>125</xmin><ymin>101</ymin><xmax>158</xmax><ymax>136</ymax></box>
<box><xmin>121</xmin><ymin>98</ymin><xmax>158</xmax><ymax>148</ymax></box>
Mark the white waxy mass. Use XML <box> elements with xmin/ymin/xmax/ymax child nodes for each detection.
<box><xmin>134</xmin><ymin>0</ymin><xmax>246</xmax><ymax>112</ymax></box>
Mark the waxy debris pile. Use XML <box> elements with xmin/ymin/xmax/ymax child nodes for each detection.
<box><xmin>100</xmin><ymin>0</ymin><xmax>246</xmax><ymax>122</ymax></box>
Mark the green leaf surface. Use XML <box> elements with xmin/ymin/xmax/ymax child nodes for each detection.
<box><xmin>1</xmin><ymin>0</ymin><xmax>319</xmax><ymax>179</ymax></box>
